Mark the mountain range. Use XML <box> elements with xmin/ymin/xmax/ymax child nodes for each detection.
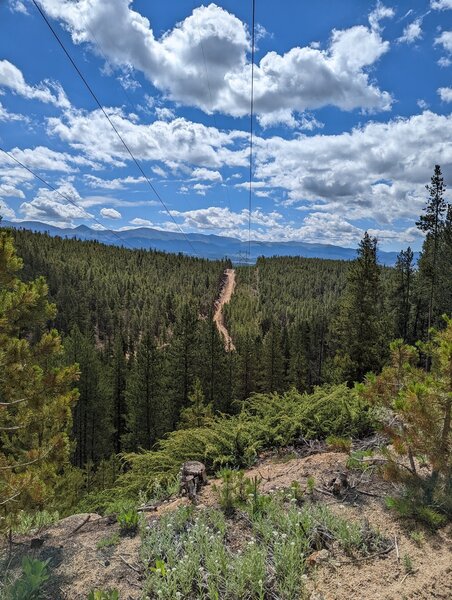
<box><xmin>0</xmin><ymin>220</ymin><xmax>408</xmax><ymax>265</ymax></box>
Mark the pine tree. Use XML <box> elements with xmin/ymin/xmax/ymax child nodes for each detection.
<box><xmin>0</xmin><ymin>230</ymin><xmax>79</xmax><ymax>531</ymax></box>
<box><xmin>391</xmin><ymin>247</ymin><xmax>414</xmax><ymax>342</ymax></box>
<box><xmin>416</xmin><ymin>165</ymin><xmax>447</xmax><ymax>336</ymax></box>
<box><xmin>168</xmin><ymin>303</ymin><xmax>199</xmax><ymax>427</ymax></box>
<box><xmin>178</xmin><ymin>378</ymin><xmax>213</xmax><ymax>429</ymax></box>
<box><xmin>333</xmin><ymin>232</ymin><xmax>387</xmax><ymax>382</ymax></box>
<box><xmin>64</xmin><ymin>326</ymin><xmax>111</xmax><ymax>466</ymax></box>
<box><xmin>364</xmin><ymin>319</ymin><xmax>452</xmax><ymax>521</ymax></box>
<box><xmin>110</xmin><ymin>333</ymin><xmax>127</xmax><ymax>454</ymax></box>
<box><xmin>124</xmin><ymin>331</ymin><xmax>169</xmax><ymax>450</ymax></box>
<box><xmin>260</xmin><ymin>321</ymin><xmax>285</xmax><ymax>393</ymax></box>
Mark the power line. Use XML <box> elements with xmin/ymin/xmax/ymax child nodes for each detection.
<box><xmin>0</xmin><ymin>146</ymin><xmax>134</xmax><ymax>250</ymax></box>
<box><xmin>31</xmin><ymin>0</ymin><xmax>199</xmax><ymax>257</ymax></box>
<box><xmin>248</xmin><ymin>0</ymin><xmax>256</xmax><ymax>267</ymax></box>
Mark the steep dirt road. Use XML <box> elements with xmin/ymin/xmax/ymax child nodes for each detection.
<box><xmin>213</xmin><ymin>268</ymin><xmax>236</xmax><ymax>351</ymax></box>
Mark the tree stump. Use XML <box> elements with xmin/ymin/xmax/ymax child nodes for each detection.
<box><xmin>179</xmin><ymin>461</ymin><xmax>208</xmax><ymax>500</ymax></box>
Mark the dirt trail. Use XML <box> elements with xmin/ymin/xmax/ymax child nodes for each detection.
<box><xmin>213</xmin><ymin>268</ymin><xmax>236</xmax><ymax>351</ymax></box>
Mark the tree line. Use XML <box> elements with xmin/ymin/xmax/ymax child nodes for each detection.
<box><xmin>2</xmin><ymin>165</ymin><xmax>451</xmax><ymax>475</ymax></box>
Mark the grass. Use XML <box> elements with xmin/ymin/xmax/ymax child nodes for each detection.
<box><xmin>140</xmin><ymin>483</ymin><xmax>390</xmax><ymax>600</ymax></box>
<box><xmin>96</xmin><ymin>533</ymin><xmax>120</xmax><ymax>550</ymax></box>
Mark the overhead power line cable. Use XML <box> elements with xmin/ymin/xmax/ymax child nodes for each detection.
<box><xmin>0</xmin><ymin>146</ymin><xmax>135</xmax><ymax>250</ymax></box>
<box><xmin>248</xmin><ymin>0</ymin><xmax>256</xmax><ymax>267</ymax></box>
<box><xmin>31</xmin><ymin>0</ymin><xmax>198</xmax><ymax>257</ymax></box>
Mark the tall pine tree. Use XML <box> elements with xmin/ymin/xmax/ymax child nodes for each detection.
<box><xmin>0</xmin><ymin>229</ymin><xmax>78</xmax><ymax>531</ymax></box>
<box><xmin>333</xmin><ymin>232</ymin><xmax>387</xmax><ymax>382</ymax></box>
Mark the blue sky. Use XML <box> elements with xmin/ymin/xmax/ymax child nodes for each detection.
<box><xmin>0</xmin><ymin>0</ymin><xmax>451</xmax><ymax>250</ymax></box>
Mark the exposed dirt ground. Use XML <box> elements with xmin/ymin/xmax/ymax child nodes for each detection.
<box><xmin>213</xmin><ymin>268</ymin><xmax>236</xmax><ymax>350</ymax></box>
<box><xmin>1</xmin><ymin>450</ymin><xmax>451</xmax><ymax>599</ymax></box>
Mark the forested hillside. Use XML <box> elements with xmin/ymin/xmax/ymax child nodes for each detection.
<box><xmin>1</xmin><ymin>168</ymin><xmax>451</xmax><ymax>600</ymax></box>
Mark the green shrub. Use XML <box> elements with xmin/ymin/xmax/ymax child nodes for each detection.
<box><xmin>87</xmin><ymin>590</ymin><xmax>119</xmax><ymax>600</ymax></box>
<box><xmin>8</xmin><ymin>557</ymin><xmax>50</xmax><ymax>600</ymax></box>
<box><xmin>326</xmin><ymin>435</ymin><xmax>352</xmax><ymax>453</ymax></box>
<box><xmin>96</xmin><ymin>533</ymin><xmax>120</xmax><ymax>550</ymax></box>
<box><xmin>386</xmin><ymin>495</ymin><xmax>447</xmax><ymax>529</ymax></box>
<box><xmin>118</xmin><ymin>384</ymin><xmax>372</xmax><ymax>500</ymax></box>
<box><xmin>117</xmin><ymin>507</ymin><xmax>140</xmax><ymax>535</ymax></box>
<box><xmin>13</xmin><ymin>511</ymin><xmax>60</xmax><ymax>535</ymax></box>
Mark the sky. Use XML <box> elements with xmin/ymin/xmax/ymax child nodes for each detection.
<box><xmin>0</xmin><ymin>0</ymin><xmax>451</xmax><ymax>251</ymax></box>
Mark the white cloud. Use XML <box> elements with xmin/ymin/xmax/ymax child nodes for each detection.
<box><xmin>190</xmin><ymin>167</ymin><xmax>223</xmax><ymax>182</ymax></box>
<box><xmin>169</xmin><ymin>206</ymin><xmax>282</xmax><ymax>231</ymax></box>
<box><xmin>435</xmin><ymin>30</ymin><xmax>452</xmax><ymax>53</ymax></box>
<box><xmin>431</xmin><ymin>0</ymin><xmax>452</xmax><ymax>9</ymax></box>
<box><xmin>438</xmin><ymin>56</ymin><xmax>452</xmax><ymax>67</ymax></box>
<box><xmin>369</xmin><ymin>2</ymin><xmax>395</xmax><ymax>32</ymax></box>
<box><xmin>100</xmin><ymin>207</ymin><xmax>122</xmax><ymax>219</ymax></box>
<box><xmin>129</xmin><ymin>217</ymin><xmax>153</xmax><ymax>227</ymax></box>
<box><xmin>398</xmin><ymin>19</ymin><xmax>423</xmax><ymax>44</ymax></box>
<box><xmin>85</xmin><ymin>174</ymin><xmax>147</xmax><ymax>189</ymax></box>
<box><xmin>155</xmin><ymin>107</ymin><xmax>175</xmax><ymax>121</ymax></box>
<box><xmin>0</xmin><ymin>199</ymin><xmax>16</xmax><ymax>219</ymax></box>
<box><xmin>9</xmin><ymin>0</ymin><xmax>29</xmax><ymax>15</ymax></box>
<box><xmin>417</xmin><ymin>99</ymin><xmax>429</xmax><ymax>109</ymax></box>
<box><xmin>253</xmin><ymin>111</ymin><xmax>452</xmax><ymax>224</ymax></box>
<box><xmin>47</xmin><ymin>109</ymin><xmax>248</xmax><ymax>168</ymax></box>
<box><xmin>20</xmin><ymin>183</ymin><xmax>93</xmax><ymax>225</ymax></box>
<box><xmin>37</xmin><ymin>1</ymin><xmax>393</xmax><ymax>126</ymax></box>
<box><xmin>0</xmin><ymin>102</ymin><xmax>28</xmax><ymax>122</ymax></box>
<box><xmin>0</xmin><ymin>60</ymin><xmax>70</xmax><ymax>108</ymax></box>
<box><xmin>438</xmin><ymin>87</ymin><xmax>452</xmax><ymax>102</ymax></box>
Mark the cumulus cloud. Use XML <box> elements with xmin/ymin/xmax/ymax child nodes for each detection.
<box><xmin>369</xmin><ymin>2</ymin><xmax>395</xmax><ymax>32</ymax></box>
<box><xmin>37</xmin><ymin>0</ymin><xmax>393</xmax><ymax>126</ymax></box>
<box><xmin>0</xmin><ymin>199</ymin><xmax>17</xmax><ymax>219</ymax></box>
<box><xmin>20</xmin><ymin>183</ymin><xmax>93</xmax><ymax>225</ymax></box>
<box><xmin>398</xmin><ymin>19</ymin><xmax>423</xmax><ymax>44</ymax></box>
<box><xmin>47</xmin><ymin>109</ymin><xmax>248</xmax><ymax>168</ymax></box>
<box><xmin>85</xmin><ymin>174</ymin><xmax>147</xmax><ymax>189</ymax></box>
<box><xmin>438</xmin><ymin>87</ymin><xmax>452</xmax><ymax>102</ymax></box>
<box><xmin>129</xmin><ymin>217</ymin><xmax>153</xmax><ymax>227</ymax></box>
<box><xmin>431</xmin><ymin>0</ymin><xmax>452</xmax><ymax>9</ymax></box>
<box><xmin>435</xmin><ymin>30</ymin><xmax>452</xmax><ymax>52</ymax></box>
<box><xmin>0</xmin><ymin>60</ymin><xmax>70</xmax><ymax>108</ymax></box>
<box><xmin>190</xmin><ymin>167</ymin><xmax>223</xmax><ymax>182</ymax></box>
<box><xmin>253</xmin><ymin>111</ymin><xmax>452</xmax><ymax>224</ymax></box>
<box><xmin>165</xmin><ymin>205</ymin><xmax>419</xmax><ymax>247</ymax></box>
<box><xmin>169</xmin><ymin>206</ymin><xmax>283</xmax><ymax>230</ymax></box>
<box><xmin>100</xmin><ymin>207</ymin><xmax>122</xmax><ymax>219</ymax></box>
<box><xmin>9</xmin><ymin>0</ymin><xmax>29</xmax><ymax>15</ymax></box>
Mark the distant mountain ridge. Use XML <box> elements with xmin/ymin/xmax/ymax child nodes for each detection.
<box><xmin>1</xmin><ymin>220</ymin><xmax>408</xmax><ymax>265</ymax></box>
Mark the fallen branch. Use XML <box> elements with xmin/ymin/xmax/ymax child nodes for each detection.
<box><xmin>137</xmin><ymin>504</ymin><xmax>158</xmax><ymax>513</ymax></box>
<box><xmin>69</xmin><ymin>514</ymin><xmax>91</xmax><ymax>536</ymax></box>
<box><xmin>354</xmin><ymin>488</ymin><xmax>383</xmax><ymax>498</ymax></box>
<box><xmin>395</xmin><ymin>536</ymin><xmax>399</xmax><ymax>563</ymax></box>
<box><xmin>400</xmin><ymin>569</ymin><xmax>418</xmax><ymax>585</ymax></box>
<box><xmin>336</xmin><ymin>544</ymin><xmax>394</xmax><ymax>565</ymax></box>
<box><xmin>119</xmin><ymin>555</ymin><xmax>141</xmax><ymax>574</ymax></box>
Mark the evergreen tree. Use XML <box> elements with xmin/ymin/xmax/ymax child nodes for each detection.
<box><xmin>364</xmin><ymin>319</ymin><xmax>452</xmax><ymax>519</ymax></box>
<box><xmin>0</xmin><ymin>230</ymin><xmax>78</xmax><ymax>531</ymax></box>
<box><xmin>124</xmin><ymin>331</ymin><xmax>169</xmax><ymax>450</ymax></box>
<box><xmin>260</xmin><ymin>321</ymin><xmax>285</xmax><ymax>393</ymax></box>
<box><xmin>64</xmin><ymin>326</ymin><xmax>111</xmax><ymax>466</ymax></box>
<box><xmin>333</xmin><ymin>232</ymin><xmax>387</xmax><ymax>382</ymax></box>
<box><xmin>168</xmin><ymin>303</ymin><xmax>199</xmax><ymax>427</ymax></box>
<box><xmin>391</xmin><ymin>247</ymin><xmax>414</xmax><ymax>342</ymax></box>
<box><xmin>178</xmin><ymin>379</ymin><xmax>213</xmax><ymax>429</ymax></box>
<box><xmin>110</xmin><ymin>333</ymin><xmax>127</xmax><ymax>454</ymax></box>
<box><xmin>416</xmin><ymin>165</ymin><xmax>447</xmax><ymax>335</ymax></box>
